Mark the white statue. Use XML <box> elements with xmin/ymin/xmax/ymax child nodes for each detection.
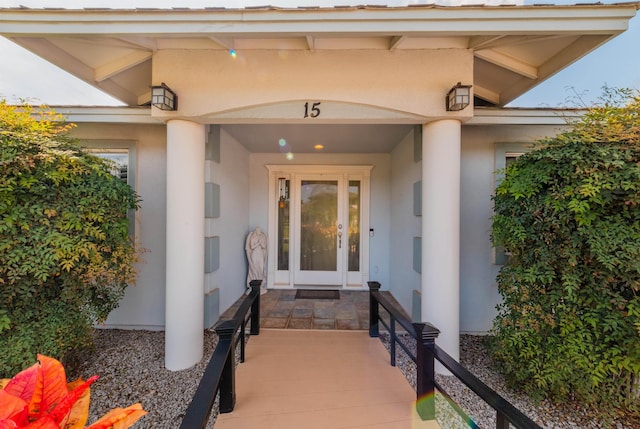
<box><xmin>245</xmin><ymin>227</ymin><xmax>268</xmax><ymax>294</ymax></box>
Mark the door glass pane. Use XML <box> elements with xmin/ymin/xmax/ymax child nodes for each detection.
<box><xmin>277</xmin><ymin>179</ymin><xmax>290</xmax><ymax>270</ymax></box>
<box><xmin>348</xmin><ymin>181</ymin><xmax>360</xmax><ymax>272</ymax></box>
<box><xmin>300</xmin><ymin>180</ymin><xmax>337</xmax><ymax>271</ymax></box>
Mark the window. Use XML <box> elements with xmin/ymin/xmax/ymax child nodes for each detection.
<box><xmin>494</xmin><ymin>143</ymin><xmax>531</xmax><ymax>264</ymax></box>
<box><xmin>84</xmin><ymin>141</ymin><xmax>136</xmax><ymax>236</ymax></box>
<box><xmin>348</xmin><ymin>180</ymin><xmax>361</xmax><ymax>272</ymax></box>
<box><xmin>277</xmin><ymin>178</ymin><xmax>290</xmax><ymax>271</ymax></box>
<box><xmin>494</xmin><ymin>143</ymin><xmax>531</xmax><ymax>186</ymax></box>
<box><xmin>92</xmin><ymin>149</ymin><xmax>129</xmax><ymax>182</ymax></box>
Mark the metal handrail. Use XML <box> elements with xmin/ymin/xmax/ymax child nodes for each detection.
<box><xmin>432</xmin><ymin>343</ymin><xmax>541</xmax><ymax>429</ymax></box>
<box><xmin>368</xmin><ymin>281</ymin><xmax>542</xmax><ymax>429</ymax></box>
<box><xmin>229</xmin><ymin>282</ymin><xmax>261</xmax><ymax>363</ymax></box>
<box><xmin>179</xmin><ymin>280</ymin><xmax>261</xmax><ymax>429</ymax></box>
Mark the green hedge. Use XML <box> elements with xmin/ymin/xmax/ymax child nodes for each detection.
<box><xmin>491</xmin><ymin>89</ymin><xmax>640</xmax><ymax>411</ymax></box>
<box><xmin>0</xmin><ymin>102</ymin><xmax>140</xmax><ymax>376</ymax></box>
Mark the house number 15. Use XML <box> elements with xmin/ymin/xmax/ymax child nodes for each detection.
<box><xmin>304</xmin><ymin>102</ymin><xmax>321</xmax><ymax>118</ymax></box>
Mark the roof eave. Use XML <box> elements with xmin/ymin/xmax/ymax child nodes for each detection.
<box><xmin>0</xmin><ymin>4</ymin><xmax>637</xmax><ymax>37</ymax></box>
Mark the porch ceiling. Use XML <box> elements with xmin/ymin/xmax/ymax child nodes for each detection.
<box><xmin>222</xmin><ymin>123</ymin><xmax>414</xmax><ymax>153</ymax></box>
<box><xmin>0</xmin><ymin>4</ymin><xmax>637</xmax><ymax>107</ymax></box>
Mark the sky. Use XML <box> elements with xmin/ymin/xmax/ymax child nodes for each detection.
<box><xmin>0</xmin><ymin>0</ymin><xmax>638</xmax><ymax>108</ymax></box>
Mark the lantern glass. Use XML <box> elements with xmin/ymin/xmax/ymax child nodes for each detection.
<box><xmin>446</xmin><ymin>84</ymin><xmax>472</xmax><ymax>111</ymax></box>
<box><xmin>151</xmin><ymin>84</ymin><xmax>177</xmax><ymax>111</ymax></box>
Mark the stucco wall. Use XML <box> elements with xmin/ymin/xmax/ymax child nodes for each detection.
<box><xmin>389</xmin><ymin>128</ymin><xmax>422</xmax><ymax>311</ymax></box>
<box><xmin>248</xmin><ymin>152</ymin><xmax>392</xmax><ymax>289</ymax></box>
<box><xmin>205</xmin><ymin>129</ymin><xmax>251</xmax><ymax>313</ymax></box>
<box><xmin>152</xmin><ymin>49</ymin><xmax>473</xmax><ymax>121</ymax></box>
<box><xmin>459</xmin><ymin>123</ymin><xmax>567</xmax><ymax>333</ymax></box>
<box><xmin>72</xmin><ymin>123</ymin><xmax>168</xmax><ymax>330</ymax></box>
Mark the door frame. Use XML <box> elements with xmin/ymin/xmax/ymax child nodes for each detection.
<box><xmin>266</xmin><ymin>164</ymin><xmax>373</xmax><ymax>290</ymax></box>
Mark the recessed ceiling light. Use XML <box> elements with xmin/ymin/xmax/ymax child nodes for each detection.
<box><xmin>314</xmin><ymin>144</ymin><xmax>324</xmax><ymax>150</ymax></box>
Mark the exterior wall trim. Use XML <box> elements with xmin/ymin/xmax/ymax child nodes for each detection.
<box><xmin>49</xmin><ymin>106</ymin><xmax>584</xmax><ymax>127</ymax></box>
<box><xmin>469</xmin><ymin>108</ymin><xmax>583</xmax><ymax>125</ymax></box>
<box><xmin>54</xmin><ymin>107</ymin><xmax>161</xmax><ymax>124</ymax></box>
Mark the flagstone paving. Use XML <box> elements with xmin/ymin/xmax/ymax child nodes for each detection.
<box><xmin>222</xmin><ymin>289</ymin><xmax>372</xmax><ymax>330</ymax></box>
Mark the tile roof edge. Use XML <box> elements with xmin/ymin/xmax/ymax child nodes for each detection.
<box><xmin>1</xmin><ymin>2</ymin><xmax>638</xmax><ymax>12</ymax></box>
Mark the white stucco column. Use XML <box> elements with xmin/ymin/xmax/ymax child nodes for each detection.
<box><xmin>421</xmin><ymin>119</ymin><xmax>461</xmax><ymax>364</ymax></box>
<box><xmin>165</xmin><ymin>119</ymin><xmax>206</xmax><ymax>371</ymax></box>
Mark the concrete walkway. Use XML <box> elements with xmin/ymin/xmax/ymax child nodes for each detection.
<box><xmin>215</xmin><ymin>329</ymin><xmax>440</xmax><ymax>429</ymax></box>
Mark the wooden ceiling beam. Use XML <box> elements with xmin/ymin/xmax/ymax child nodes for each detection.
<box><xmin>94</xmin><ymin>50</ymin><xmax>152</xmax><ymax>83</ymax></box>
<box><xmin>475</xmin><ymin>49</ymin><xmax>538</xmax><ymax>80</ymax></box>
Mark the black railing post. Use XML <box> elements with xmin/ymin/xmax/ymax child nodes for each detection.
<box><xmin>368</xmin><ymin>281</ymin><xmax>381</xmax><ymax>337</ymax></box>
<box><xmin>216</xmin><ymin>320</ymin><xmax>237</xmax><ymax>413</ymax></box>
<box><xmin>413</xmin><ymin>322</ymin><xmax>441</xmax><ymax>421</ymax></box>
<box><xmin>249</xmin><ymin>280</ymin><xmax>261</xmax><ymax>335</ymax></box>
<box><xmin>497</xmin><ymin>411</ymin><xmax>510</xmax><ymax>429</ymax></box>
<box><xmin>390</xmin><ymin>318</ymin><xmax>396</xmax><ymax>366</ymax></box>
<box><xmin>240</xmin><ymin>317</ymin><xmax>246</xmax><ymax>363</ymax></box>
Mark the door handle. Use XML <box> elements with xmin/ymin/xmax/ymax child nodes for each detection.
<box><xmin>338</xmin><ymin>231</ymin><xmax>342</xmax><ymax>249</ymax></box>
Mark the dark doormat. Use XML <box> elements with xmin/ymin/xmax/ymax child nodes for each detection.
<box><xmin>295</xmin><ymin>290</ymin><xmax>340</xmax><ymax>300</ymax></box>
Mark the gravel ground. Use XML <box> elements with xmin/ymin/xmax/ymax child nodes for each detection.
<box><xmin>71</xmin><ymin>329</ymin><xmax>637</xmax><ymax>429</ymax></box>
<box><xmin>379</xmin><ymin>333</ymin><xmax>638</xmax><ymax>429</ymax></box>
<box><xmin>72</xmin><ymin>329</ymin><xmax>221</xmax><ymax>429</ymax></box>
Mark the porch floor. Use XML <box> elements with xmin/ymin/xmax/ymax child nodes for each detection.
<box><xmin>220</xmin><ymin>289</ymin><xmax>409</xmax><ymax>330</ymax></box>
<box><xmin>215</xmin><ymin>329</ymin><xmax>441</xmax><ymax>429</ymax></box>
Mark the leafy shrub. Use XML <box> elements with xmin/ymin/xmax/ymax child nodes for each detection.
<box><xmin>0</xmin><ymin>101</ymin><xmax>140</xmax><ymax>377</ymax></box>
<box><xmin>1</xmin><ymin>302</ymin><xmax>92</xmax><ymax>377</ymax></box>
<box><xmin>491</xmin><ymin>88</ymin><xmax>640</xmax><ymax>410</ymax></box>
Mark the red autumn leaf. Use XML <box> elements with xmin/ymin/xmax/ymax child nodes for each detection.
<box><xmin>85</xmin><ymin>404</ymin><xmax>146</xmax><ymax>429</ymax></box>
<box><xmin>47</xmin><ymin>376</ymin><xmax>98</xmax><ymax>425</ymax></box>
<box><xmin>3</xmin><ymin>356</ymin><xmax>69</xmax><ymax>421</ymax></box>
<box><xmin>2</xmin><ymin>356</ymin><xmax>144</xmax><ymax>429</ymax></box>
<box><xmin>35</xmin><ymin>355</ymin><xmax>68</xmax><ymax>418</ymax></box>
<box><xmin>0</xmin><ymin>419</ymin><xmax>18</xmax><ymax>429</ymax></box>
<box><xmin>0</xmin><ymin>391</ymin><xmax>27</xmax><ymax>425</ymax></box>
<box><xmin>20</xmin><ymin>416</ymin><xmax>58</xmax><ymax>429</ymax></box>
<box><xmin>62</xmin><ymin>379</ymin><xmax>91</xmax><ymax>429</ymax></box>
<box><xmin>3</xmin><ymin>363</ymin><xmax>39</xmax><ymax>404</ymax></box>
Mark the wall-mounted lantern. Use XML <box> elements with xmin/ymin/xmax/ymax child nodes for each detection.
<box><xmin>446</xmin><ymin>82</ymin><xmax>472</xmax><ymax>111</ymax></box>
<box><xmin>151</xmin><ymin>83</ymin><xmax>178</xmax><ymax>111</ymax></box>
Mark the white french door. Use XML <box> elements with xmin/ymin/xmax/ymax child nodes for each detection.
<box><xmin>294</xmin><ymin>176</ymin><xmax>344</xmax><ymax>285</ymax></box>
<box><xmin>266</xmin><ymin>165</ymin><xmax>372</xmax><ymax>289</ymax></box>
